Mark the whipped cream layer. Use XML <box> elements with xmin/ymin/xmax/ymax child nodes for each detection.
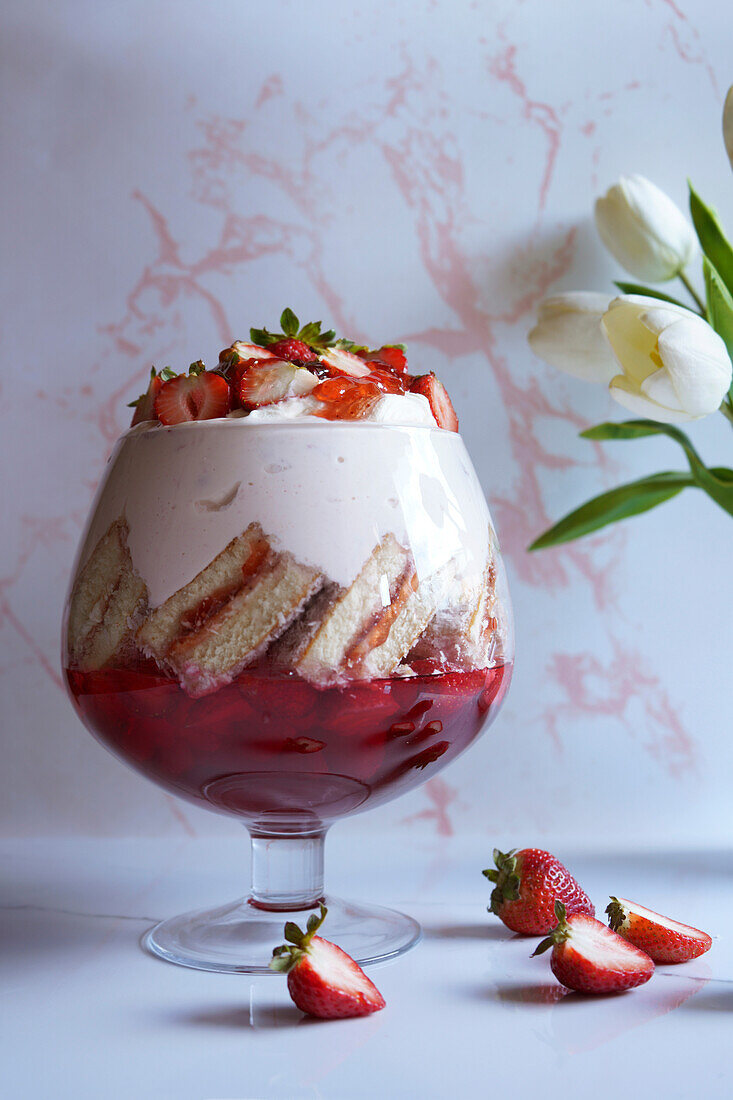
<box><xmin>75</xmin><ymin>420</ymin><xmax>492</xmax><ymax>607</ymax></box>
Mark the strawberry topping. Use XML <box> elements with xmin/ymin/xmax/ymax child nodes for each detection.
<box><xmin>268</xmin><ymin>338</ymin><xmax>319</xmax><ymax>363</ymax></box>
<box><xmin>409</xmin><ymin>373</ymin><xmax>459</xmax><ymax>431</ymax></box>
<box><xmin>368</xmin><ymin>345</ymin><xmax>408</xmax><ymax>374</ymax></box>
<box><xmin>130</xmin><ymin>370</ymin><xmax>164</xmax><ymax>426</ymax></box>
<box><xmin>318</xmin><ymin>346</ymin><xmax>373</xmax><ymax>378</ymax></box>
<box><xmin>238</xmin><ymin>360</ymin><xmax>318</xmax><ymax>408</ymax></box>
<box><xmin>312</xmin><ymin>375</ymin><xmax>382</xmax><ymax>420</ymax></box>
<box><xmin>154</xmin><ymin>370</ymin><xmax>230</xmax><ymax>425</ymax></box>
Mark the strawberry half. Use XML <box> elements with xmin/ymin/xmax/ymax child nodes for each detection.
<box><xmin>238</xmin><ymin>360</ymin><xmax>318</xmax><ymax>408</ymax></box>
<box><xmin>533</xmin><ymin>901</ymin><xmax>655</xmax><ymax>994</ymax></box>
<box><xmin>483</xmin><ymin>847</ymin><xmax>594</xmax><ymax>935</ymax></box>
<box><xmin>226</xmin><ymin>341</ymin><xmax>277</xmax><ymax>362</ymax></box>
<box><xmin>409</xmin><ymin>373</ymin><xmax>459</xmax><ymax>431</ymax></box>
<box><xmin>369</xmin><ymin>345</ymin><xmax>408</xmax><ymax>374</ymax></box>
<box><xmin>270</xmin><ymin>904</ymin><xmax>386</xmax><ymax>1019</ymax></box>
<box><xmin>153</xmin><ymin>369</ymin><xmax>230</xmax><ymax>424</ymax></box>
<box><xmin>606</xmin><ymin>897</ymin><xmax>712</xmax><ymax>964</ymax></box>
<box><xmin>129</xmin><ymin>368</ymin><xmax>163</xmax><ymax>426</ymax></box>
<box><xmin>318</xmin><ymin>347</ymin><xmax>373</xmax><ymax>378</ymax></box>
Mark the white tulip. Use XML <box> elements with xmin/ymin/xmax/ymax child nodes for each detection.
<box><xmin>723</xmin><ymin>86</ymin><xmax>733</xmax><ymax>173</ymax></box>
<box><xmin>528</xmin><ymin>292</ymin><xmax>617</xmax><ymax>382</ymax></box>
<box><xmin>594</xmin><ymin>175</ymin><xmax>698</xmax><ymax>283</ymax></box>
<box><xmin>601</xmin><ymin>295</ymin><xmax>732</xmax><ymax>422</ymax></box>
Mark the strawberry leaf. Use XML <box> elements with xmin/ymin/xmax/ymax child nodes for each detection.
<box><xmin>280</xmin><ymin>308</ymin><xmax>299</xmax><ymax>336</ymax></box>
<box><xmin>283</xmin><ymin>921</ymin><xmax>303</xmax><ymax>945</ymax></box>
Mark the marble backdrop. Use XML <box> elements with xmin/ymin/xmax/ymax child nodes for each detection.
<box><xmin>2</xmin><ymin>0</ymin><xmax>731</xmax><ymax>844</ymax></box>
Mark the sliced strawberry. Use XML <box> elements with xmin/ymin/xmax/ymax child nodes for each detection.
<box><xmin>312</xmin><ymin>375</ymin><xmax>381</xmax><ymax>420</ymax></box>
<box><xmin>369</xmin><ymin>346</ymin><xmax>408</xmax><ymax>374</ymax></box>
<box><xmin>318</xmin><ymin>347</ymin><xmax>373</xmax><ymax>378</ymax></box>
<box><xmin>409</xmin><ymin>373</ymin><xmax>458</xmax><ymax>431</ymax></box>
<box><xmin>270</xmin><ymin>905</ymin><xmax>385</xmax><ymax>1019</ymax></box>
<box><xmin>130</xmin><ymin>370</ymin><xmax>163</xmax><ymax>426</ymax></box>
<box><xmin>238</xmin><ymin>361</ymin><xmax>318</xmax><ymax>408</ymax></box>
<box><xmin>229</xmin><ymin>341</ymin><xmax>277</xmax><ymax>361</ymax></box>
<box><xmin>367</xmin><ymin>367</ymin><xmax>406</xmax><ymax>394</ymax></box>
<box><xmin>606</xmin><ymin>897</ymin><xmax>712</xmax><ymax>964</ymax></box>
<box><xmin>483</xmin><ymin>848</ymin><xmax>594</xmax><ymax>935</ymax></box>
<box><xmin>269</xmin><ymin>338</ymin><xmax>319</xmax><ymax>363</ymax></box>
<box><xmin>154</xmin><ymin>371</ymin><xmax>230</xmax><ymax>424</ymax></box>
<box><xmin>533</xmin><ymin>902</ymin><xmax>654</xmax><ymax>994</ymax></box>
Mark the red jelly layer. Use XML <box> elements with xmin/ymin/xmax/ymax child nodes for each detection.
<box><xmin>65</xmin><ymin>661</ymin><xmax>511</xmax><ymax>830</ymax></box>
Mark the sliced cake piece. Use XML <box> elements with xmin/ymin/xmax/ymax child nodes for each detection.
<box><xmin>295</xmin><ymin>533</ymin><xmax>410</xmax><ymax>685</ymax></box>
<box><xmin>67</xmin><ymin>517</ymin><xmax>148</xmax><ymax>671</ymax></box>
<box><xmin>169</xmin><ymin>553</ymin><xmax>323</xmax><ymax>696</ymax></box>
<box><xmin>137</xmin><ymin>522</ymin><xmax>271</xmax><ymax>663</ymax></box>
<box><xmin>349</xmin><ymin>562</ymin><xmax>455</xmax><ymax>680</ymax></box>
<box><xmin>408</xmin><ymin>559</ymin><xmax>498</xmax><ymax>670</ymax></box>
<box><xmin>268</xmin><ymin>580</ymin><xmax>343</xmax><ymax>670</ymax></box>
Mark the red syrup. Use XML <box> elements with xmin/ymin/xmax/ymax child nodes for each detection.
<box><xmin>65</xmin><ymin>660</ymin><xmax>512</xmax><ymax>830</ymax></box>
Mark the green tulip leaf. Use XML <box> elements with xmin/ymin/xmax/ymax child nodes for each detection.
<box><xmin>528</xmin><ymin>471</ymin><xmax>696</xmax><ymax>550</ymax></box>
<box><xmin>612</xmin><ymin>282</ymin><xmax>691</xmax><ymax>310</ymax></box>
<box><xmin>702</xmin><ymin>258</ymin><xmax>733</xmax><ymax>385</ymax></box>
<box><xmin>581</xmin><ymin>421</ymin><xmax>669</xmax><ymax>441</ymax></box>
<box><xmin>688</xmin><ymin>182</ymin><xmax>733</xmax><ymax>299</ymax></box>
<box><xmin>581</xmin><ymin>418</ymin><xmax>733</xmax><ymax>518</ymax></box>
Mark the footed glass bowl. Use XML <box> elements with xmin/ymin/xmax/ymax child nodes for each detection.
<box><xmin>63</xmin><ymin>420</ymin><xmax>513</xmax><ymax>972</ymax></box>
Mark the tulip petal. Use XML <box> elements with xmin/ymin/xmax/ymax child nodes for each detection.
<box><xmin>657</xmin><ymin>316</ymin><xmax>733</xmax><ymax>415</ymax></box>
<box><xmin>528</xmin><ymin>292</ymin><xmax>617</xmax><ymax>382</ymax></box>
<box><xmin>609</xmin><ymin>375</ymin><xmax>698</xmax><ymax>422</ymax></box>
<box><xmin>640</xmin><ymin>367</ymin><xmax>686</xmax><ymax>412</ymax></box>
<box><xmin>601</xmin><ymin>298</ymin><xmax>657</xmax><ymax>385</ymax></box>
<box><xmin>594</xmin><ymin>175</ymin><xmax>697</xmax><ymax>283</ymax></box>
<box><xmin>723</xmin><ymin>86</ymin><xmax>733</xmax><ymax>174</ymax></box>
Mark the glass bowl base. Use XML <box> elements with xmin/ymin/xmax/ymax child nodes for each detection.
<box><xmin>142</xmin><ymin>894</ymin><xmax>422</xmax><ymax>974</ymax></box>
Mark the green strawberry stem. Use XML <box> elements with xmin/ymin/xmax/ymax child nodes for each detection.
<box><xmin>605</xmin><ymin>897</ymin><xmax>626</xmax><ymax>932</ymax></box>
<box><xmin>482</xmin><ymin>848</ymin><xmax>521</xmax><ymax>914</ymax></box>
<box><xmin>269</xmin><ymin>903</ymin><xmax>328</xmax><ymax>973</ymax></box>
<box><xmin>531</xmin><ymin>901</ymin><xmax>570</xmax><ymax>956</ymax></box>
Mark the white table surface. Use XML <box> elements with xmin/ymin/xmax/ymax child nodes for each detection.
<box><xmin>2</xmin><ymin>834</ymin><xmax>731</xmax><ymax>1099</ymax></box>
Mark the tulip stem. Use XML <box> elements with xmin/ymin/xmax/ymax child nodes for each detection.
<box><xmin>678</xmin><ymin>271</ymin><xmax>706</xmax><ymax>315</ymax></box>
<box><xmin>720</xmin><ymin>401</ymin><xmax>733</xmax><ymax>426</ymax></box>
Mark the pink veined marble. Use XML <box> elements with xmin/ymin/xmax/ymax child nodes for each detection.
<box><xmin>3</xmin><ymin>0</ymin><xmax>728</xmax><ymax>842</ymax></box>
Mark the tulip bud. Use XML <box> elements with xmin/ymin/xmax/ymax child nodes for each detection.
<box><xmin>528</xmin><ymin>292</ymin><xmax>617</xmax><ymax>382</ymax></box>
<box><xmin>594</xmin><ymin>175</ymin><xmax>698</xmax><ymax>283</ymax></box>
<box><xmin>601</xmin><ymin>295</ymin><xmax>732</xmax><ymax>422</ymax></box>
<box><xmin>723</xmin><ymin>86</ymin><xmax>733</xmax><ymax>174</ymax></box>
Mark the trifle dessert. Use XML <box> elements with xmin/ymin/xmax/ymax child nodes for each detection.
<box><xmin>63</xmin><ymin>309</ymin><xmax>513</xmax><ymax>971</ymax></box>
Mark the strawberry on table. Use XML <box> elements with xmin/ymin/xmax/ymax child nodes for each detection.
<box><xmin>270</xmin><ymin>904</ymin><xmax>386</xmax><ymax>1019</ymax></box>
<box><xmin>606</xmin><ymin>897</ymin><xmax>712</xmax><ymax>964</ymax></box>
<box><xmin>533</xmin><ymin>900</ymin><xmax>655</xmax><ymax>994</ymax></box>
<box><xmin>409</xmin><ymin>373</ymin><xmax>459</xmax><ymax>431</ymax></box>
<box><xmin>483</xmin><ymin>847</ymin><xmax>594</xmax><ymax>935</ymax></box>
<box><xmin>153</xmin><ymin>364</ymin><xmax>230</xmax><ymax>425</ymax></box>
